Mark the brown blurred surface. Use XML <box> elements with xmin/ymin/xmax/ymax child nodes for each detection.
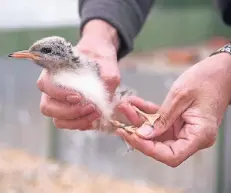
<box><xmin>119</xmin><ymin>36</ymin><xmax>230</xmax><ymax>69</ymax></box>
<box><xmin>0</xmin><ymin>148</ymin><xmax>183</xmax><ymax>193</ymax></box>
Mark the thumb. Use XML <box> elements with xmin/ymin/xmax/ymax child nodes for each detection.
<box><xmin>136</xmin><ymin>89</ymin><xmax>194</xmax><ymax>139</ymax></box>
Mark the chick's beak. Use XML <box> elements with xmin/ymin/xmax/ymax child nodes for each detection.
<box><xmin>8</xmin><ymin>50</ymin><xmax>40</xmax><ymax>60</ymax></box>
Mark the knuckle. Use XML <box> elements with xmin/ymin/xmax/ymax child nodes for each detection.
<box><xmin>170</xmin><ymin>86</ymin><xmax>192</xmax><ymax>101</ymax></box>
<box><xmin>113</xmin><ymin>74</ymin><xmax>121</xmax><ymax>85</ymax></box>
<box><xmin>206</xmin><ymin>139</ymin><xmax>216</xmax><ymax>148</ymax></box>
<box><xmin>197</xmin><ymin>119</ymin><xmax>219</xmax><ymax>148</ymax></box>
<box><xmin>102</xmin><ymin>73</ymin><xmax>121</xmax><ymax>87</ymax></box>
<box><xmin>150</xmin><ymin>154</ymin><xmax>182</xmax><ymax>168</ymax></box>
<box><xmin>208</xmin><ymin>128</ymin><xmax>218</xmax><ymax>141</ymax></box>
<box><xmin>203</xmin><ymin>124</ymin><xmax>218</xmax><ymax>148</ymax></box>
<box><xmin>40</xmin><ymin>101</ymin><xmax>50</xmax><ymax>116</ymax></box>
<box><xmin>53</xmin><ymin>119</ymin><xmax>63</xmax><ymax>128</ymax></box>
<box><xmin>36</xmin><ymin>78</ymin><xmax>44</xmax><ymax>92</ymax></box>
<box><xmin>144</xmin><ymin>150</ymin><xmax>155</xmax><ymax>158</ymax></box>
<box><xmin>37</xmin><ymin>70</ymin><xmax>48</xmax><ymax>92</ymax></box>
<box><xmin>166</xmin><ymin>158</ymin><xmax>182</xmax><ymax>168</ymax></box>
<box><xmin>168</xmin><ymin>162</ymin><xmax>180</xmax><ymax>168</ymax></box>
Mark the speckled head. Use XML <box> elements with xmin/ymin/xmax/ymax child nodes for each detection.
<box><xmin>8</xmin><ymin>36</ymin><xmax>80</xmax><ymax>71</ymax></box>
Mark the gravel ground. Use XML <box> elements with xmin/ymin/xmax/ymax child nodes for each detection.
<box><xmin>0</xmin><ymin>148</ymin><xmax>183</xmax><ymax>193</ymax></box>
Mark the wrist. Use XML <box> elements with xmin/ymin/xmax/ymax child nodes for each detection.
<box><xmin>209</xmin><ymin>53</ymin><xmax>231</xmax><ymax>104</ymax></box>
<box><xmin>81</xmin><ymin>19</ymin><xmax>120</xmax><ymax>52</ymax></box>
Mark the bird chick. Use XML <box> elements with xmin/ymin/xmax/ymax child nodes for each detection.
<box><xmin>8</xmin><ymin>36</ymin><xmax>160</xmax><ymax>148</ymax></box>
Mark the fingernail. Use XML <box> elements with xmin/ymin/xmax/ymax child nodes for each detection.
<box><xmin>136</xmin><ymin>125</ymin><xmax>154</xmax><ymax>138</ymax></box>
<box><xmin>153</xmin><ymin>119</ymin><xmax>164</xmax><ymax>130</ymax></box>
<box><xmin>66</xmin><ymin>94</ymin><xmax>81</xmax><ymax>103</ymax></box>
<box><xmin>82</xmin><ymin>104</ymin><xmax>95</xmax><ymax>115</ymax></box>
<box><xmin>88</xmin><ymin>112</ymin><xmax>101</xmax><ymax>122</ymax></box>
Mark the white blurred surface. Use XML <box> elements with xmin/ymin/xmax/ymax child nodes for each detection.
<box><xmin>0</xmin><ymin>0</ymin><xmax>80</xmax><ymax>29</ymax></box>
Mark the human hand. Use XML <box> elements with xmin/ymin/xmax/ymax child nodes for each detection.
<box><xmin>37</xmin><ymin>19</ymin><xmax>121</xmax><ymax>130</ymax></box>
<box><xmin>117</xmin><ymin>53</ymin><xmax>231</xmax><ymax>167</ymax></box>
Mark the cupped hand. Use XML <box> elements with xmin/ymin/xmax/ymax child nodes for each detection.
<box><xmin>37</xmin><ymin>19</ymin><xmax>120</xmax><ymax>130</ymax></box>
<box><xmin>116</xmin><ymin>53</ymin><xmax>231</xmax><ymax>167</ymax></box>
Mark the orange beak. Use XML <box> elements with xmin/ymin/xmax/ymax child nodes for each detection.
<box><xmin>8</xmin><ymin>50</ymin><xmax>40</xmax><ymax>60</ymax></box>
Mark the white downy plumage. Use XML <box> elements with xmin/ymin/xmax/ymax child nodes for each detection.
<box><xmin>9</xmin><ymin>36</ymin><xmax>138</xmax><ymax>152</ymax></box>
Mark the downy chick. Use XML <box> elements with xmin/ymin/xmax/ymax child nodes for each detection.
<box><xmin>8</xmin><ymin>36</ymin><xmax>160</xmax><ymax>151</ymax></box>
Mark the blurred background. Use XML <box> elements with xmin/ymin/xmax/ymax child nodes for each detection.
<box><xmin>0</xmin><ymin>0</ymin><xmax>231</xmax><ymax>193</ymax></box>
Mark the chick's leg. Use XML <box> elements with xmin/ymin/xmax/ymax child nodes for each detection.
<box><xmin>133</xmin><ymin>106</ymin><xmax>161</xmax><ymax>127</ymax></box>
<box><xmin>109</xmin><ymin>107</ymin><xmax>161</xmax><ymax>154</ymax></box>
<box><xmin>110</xmin><ymin>106</ymin><xmax>161</xmax><ymax>134</ymax></box>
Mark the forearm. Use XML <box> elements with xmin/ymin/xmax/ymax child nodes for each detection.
<box><xmin>81</xmin><ymin>19</ymin><xmax>120</xmax><ymax>53</ymax></box>
<box><xmin>79</xmin><ymin>0</ymin><xmax>155</xmax><ymax>60</ymax></box>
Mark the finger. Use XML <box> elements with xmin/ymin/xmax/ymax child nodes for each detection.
<box><xmin>138</xmin><ymin>88</ymin><xmax>194</xmax><ymax>138</ymax></box>
<box><xmin>99</xmin><ymin>60</ymin><xmax>121</xmax><ymax>96</ymax></box>
<box><xmin>53</xmin><ymin>112</ymin><xmax>100</xmax><ymax>130</ymax></box>
<box><xmin>37</xmin><ymin>69</ymin><xmax>82</xmax><ymax>102</ymax></box>
<box><xmin>127</xmin><ymin>96</ymin><xmax>159</xmax><ymax>114</ymax></box>
<box><xmin>135</xmin><ymin>125</ymin><xmax>156</xmax><ymax>140</ymax></box>
<box><xmin>136</xmin><ymin>117</ymin><xmax>184</xmax><ymax>141</ymax></box>
<box><xmin>116</xmin><ymin>129</ymin><xmax>140</xmax><ymax>150</ymax></box>
<box><xmin>117</xmin><ymin>96</ymin><xmax>159</xmax><ymax>126</ymax></box>
<box><xmin>117</xmin><ymin>103</ymin><xmax>145</xmax><ymax>126</ymax></box>
<box><xmin>130</xmin><ymin>129</ymin><xmax>201</xmax><ymax>167</ymax></box>
<box><xmin>40</xmin><ymin>93</ymin><xmax>97</xmax><ymax>119</ymax></box>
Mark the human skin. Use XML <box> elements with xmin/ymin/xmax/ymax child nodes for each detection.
<box><xmin>36</xmin><ymin>19</ymin><xmax>231</xmax><ymax>168</ymax></box>
<box><xmin>37</xmin><ymin>19</ymin><xmax>121</xmax><ymax>130</ymax></box>
<box><xmin>117</xmin><ymin>53</ymin><xmax>231</xmax><ymax>167</ymax></box>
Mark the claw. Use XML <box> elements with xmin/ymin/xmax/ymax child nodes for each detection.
<box><xmin>109</xmin><ymin>106</ymin><xmax>161</xmax><ymax>135</ymax></box>
<box><xmin>109</xmin><ymin>120</ymin><xmax>136</xmax><ymax>134</ymax></box>
<box><xmin>123</xmin><ymin>125</ymin><xmax>136</xmax><ymax>134</ymax></box>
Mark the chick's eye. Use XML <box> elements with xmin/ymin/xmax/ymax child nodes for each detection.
<box><xmin>40</xmin><ymin>47</ymin><xmax>52</xmax><ymax>54</ymax></box>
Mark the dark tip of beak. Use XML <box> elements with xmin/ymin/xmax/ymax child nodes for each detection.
<box><xmin>8</xmin><ymin>53</ymin><xmax>13</xmax><ymax>57</ymax></box>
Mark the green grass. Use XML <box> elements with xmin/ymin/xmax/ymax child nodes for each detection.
<box><xmin>134</xmin><ymin>7</ymin><xmax>223</xmax><ymax>51</ymax></box>
<box><xmin>0</xmin><ymin>27</ymin><xmax>80</xmax><ymax>56</ymax></box>
<box><xmin>0</xmin><ymin>7</ymin><xmax>230</xmax><ymax>56</ymax></box>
